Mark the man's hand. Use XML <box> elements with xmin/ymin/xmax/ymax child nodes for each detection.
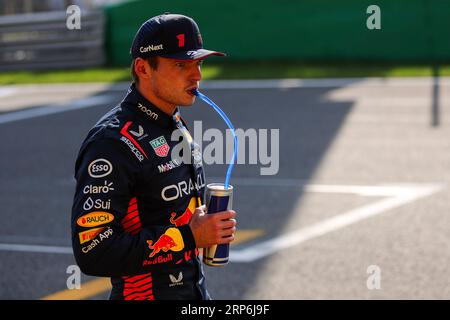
<box><xmin>189</xmin><ymin>205</ymin><xmax>237</xmax><ymax>248</ymax></box>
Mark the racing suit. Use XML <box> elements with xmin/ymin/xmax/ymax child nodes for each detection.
<box><xmin>71</xmin><ymin>84</ymin><xmax>210</xmax><ymax>300</ymax></box>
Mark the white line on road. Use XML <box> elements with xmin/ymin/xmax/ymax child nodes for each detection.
<box><xmin>230</xmin><ymin>183</ymin><xmax>443</xmax><ymax>262</ymax></box>
<box><xmin>1</xmin><ymin>76</ymin><xmax>448</xmax><ymax>124</ymax></box>
<box><xmin>0</xmin><ymin>183</ymin><xmax>443</xmax><ymax>257</ymax></box>
<box><xmin>201</xmin><ymin>78</ymin><xmax>447</xmax><ymax>89</ymax></box>
<box><xmin>0</xmin><ymin>87</ymin><xmax>19</xmax><ymax>98</ymax></box>
<box><xmin>0</xmin><ymin>95</ymin><xmax>112</xmax><ymax>124</ymax></box>
<box><xmin>2</xmin><ymin>76</ymin><xmax>450</xmax><ymax>99</ymax></box>
<box><xmin>0</xmin><ymin>243</ymin><xmax>72</xmax><ymax>254</ymax></box>
<box><xmin>211</xmin><ymin>177</ymin><xmax>439</xmax><ymax>196</ymax></box>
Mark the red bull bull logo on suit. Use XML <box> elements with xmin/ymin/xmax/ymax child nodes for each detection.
<box><xmin>147</xmin><ymin>227</ymin><xmax>184</xmax><ymax>258</ymax></box>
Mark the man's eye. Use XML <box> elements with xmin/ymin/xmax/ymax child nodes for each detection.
<box><xmin>176</xmin><ymin>62</ymin><xmax>186</xmax><ymax>68</ymax></box>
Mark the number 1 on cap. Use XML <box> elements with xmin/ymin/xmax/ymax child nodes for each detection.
<box><xmin>176</xmin><ymin>34</ymin><xmax>185</xmax><ymax>47</ymax></box>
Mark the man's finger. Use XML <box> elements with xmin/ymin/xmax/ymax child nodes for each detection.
<box><xmin>218</xmin><ymin>219</ymin><xmax>236</xmax><ymax>229</ymax></box>
<box><xmin>218</xmin><ymin>233</ymin><xmax>235</xmax><ymax>244</ymax></box>
<box><xmin>220</xmin><ymin>226</ymin><xmax>236</xmax><ymax>237</ymax></box>
<box><xmin>212</xmin><ymin>210</ymin><xmax>236</xmax><ymax>220</ymax></box>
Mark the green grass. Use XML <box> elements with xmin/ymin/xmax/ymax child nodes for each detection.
<box><xmin>0</xmin><ymin>61</ymin><xmax>449</xmax><ymax>85</ymax></box>
<box><xmin>0</xmin><ymin>68</ymin><xmax>132</xmax><ymax>85</ymax></box>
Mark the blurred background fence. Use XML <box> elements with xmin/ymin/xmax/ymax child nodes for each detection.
<box><xmin>0</xmin><ymin>10</ymin><xmax>104</xmax><ymax>71</ymax></box>
<box><xmin>0</xmin><ymin>0</ymin><xmax>449</xmax><ymax>71</ymax></box>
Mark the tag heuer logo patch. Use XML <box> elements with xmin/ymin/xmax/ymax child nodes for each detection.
<box><xmin>150</xmin><ymin>136</ymin><xmax>170</xmax><ymax>157</ymax></box>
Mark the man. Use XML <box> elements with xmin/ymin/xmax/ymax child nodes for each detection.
<box><xmin>71</xmin><ymin>13</ymin><xmax>237</xmax><ymax>300</ymax></box>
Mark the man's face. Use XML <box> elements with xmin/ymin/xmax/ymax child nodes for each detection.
<box><xmin>147</xmin><ymin>57</ymin><xmax>203</xmax><ymax>109</ymax></box>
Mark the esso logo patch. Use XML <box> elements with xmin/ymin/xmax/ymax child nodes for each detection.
<box><xmin>88</xmin><ymin>159</ymin><xmax>113</xmax><ymax>178</ymax></box>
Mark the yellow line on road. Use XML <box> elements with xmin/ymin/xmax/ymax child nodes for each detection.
<box><xmin>41</xmin><ymin>278</ymin><xmax>111</xmax><ymax>300</ymax></box>
<box><xmin>40</xmin><ymin>229</ymin><xmax>264</xmax><ymax>300</ymax></box>
<box><xmin>232</xmin><ymin>229</ymin><xmax>264</xmax><ymax>245</ymax></box>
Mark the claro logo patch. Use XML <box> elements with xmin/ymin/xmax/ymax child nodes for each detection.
<box><xmin>88</xmin><ymin>159</ymin><xmax>113</xmax><ymax>178</ymax></box>
<box><xmin>77</xmin><ymin>211</ymin><xmax>114</xmax><ymax>227</ymax></box>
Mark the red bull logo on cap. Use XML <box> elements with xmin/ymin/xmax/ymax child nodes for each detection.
<box><xmin>147</xmin><ymin>228</ymin><xmax>184</xmax><ymax>257</ymax></box>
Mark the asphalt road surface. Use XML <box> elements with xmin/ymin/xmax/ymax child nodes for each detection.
<box><xmin>0</xmin><ymin>78</ymin><xmax>449</xmax><ymax>299</ymax></box>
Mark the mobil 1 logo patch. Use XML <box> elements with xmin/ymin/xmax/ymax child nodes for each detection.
<box><xmin>88</xmin><ymin>159</ymin><xmax>113</xmax><ymax>178</ymax></box>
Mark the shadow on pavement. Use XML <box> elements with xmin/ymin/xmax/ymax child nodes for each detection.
<box><xmin>0</xmin><ymin>79</ymin><xmax>361</xmax><ymax>299</ymax></box>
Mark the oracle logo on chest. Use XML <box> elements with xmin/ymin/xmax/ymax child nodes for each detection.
<box><xmin>161</xmin><ymin>174</ymin><xmax>205</xmax><ymax>201</ymax></box>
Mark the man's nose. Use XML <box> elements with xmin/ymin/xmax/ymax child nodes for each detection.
<box><xmin>190</xmin><ymin>64</ymin><xmax>202</xmax><ymax>82</ymax></box>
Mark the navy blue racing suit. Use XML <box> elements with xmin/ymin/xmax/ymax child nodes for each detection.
<box><xmin>71</xmin><ymin>84</ymin><xmax>210</xmax><ymax>300</ymax></box>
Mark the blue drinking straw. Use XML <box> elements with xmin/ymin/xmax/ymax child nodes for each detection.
<box><xmin>191</xmin><ymin>89</ymin><xmax>237</xmax><ymax>189</ymax></box>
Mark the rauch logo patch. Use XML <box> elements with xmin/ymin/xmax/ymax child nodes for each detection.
<box><xmin>77</xmin><ymin>211</ymin><xmax>114</xmax><ymax>227</ymax></box>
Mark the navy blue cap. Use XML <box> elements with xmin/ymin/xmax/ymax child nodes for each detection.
<box><xmin>130</xmin><ymin>13</ymin><xmax>226</xmax><ymax>60</ymax></box>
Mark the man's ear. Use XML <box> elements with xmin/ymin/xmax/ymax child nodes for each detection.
<box><xmin>134</xmin><ymin>58</ymin><xmax>151</xmax><ymax>81</ymax></box>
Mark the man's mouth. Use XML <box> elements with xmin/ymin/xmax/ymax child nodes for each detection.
<box><xmin>187</xmin><ymin>87</ymin><xmax>198</xmax><ymax>96</ymax></box>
